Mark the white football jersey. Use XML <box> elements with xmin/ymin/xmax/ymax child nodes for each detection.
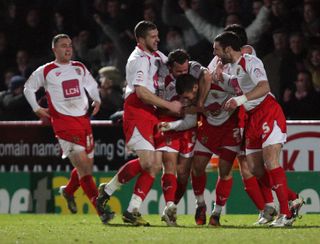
<box><xmin>228</xmin><ymin>54</ymin><xmax>269</xmax><ymax>111</ymax></box>
<box><xmin>124</xmin><ymin>46</ymin><xmax>168</xmax><ymax>99</ymax></box>
<box><xmin>158</xmin><ymin>61</ymin><xmax>205</xmax><ymax>102</ymax></box>
<box><xmin>24</xmin><ymin>61</ymin><xmax>100</xmax><ymax>116</ymax></box>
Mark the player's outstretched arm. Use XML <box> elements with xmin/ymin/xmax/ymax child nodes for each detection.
<box><xmin>224</xmin><ymin>80</ymin><xmax>270</xmax><ymax>111</ymax></box>
<box><xmin>197</xmin><ymin>70</ymin><xmax>212</xmax><ymax>108</ymax></box>
<box><xmin>135</xmin><ymin>85</ymin><xmax>182</xmax><ymax>114</ymax></box>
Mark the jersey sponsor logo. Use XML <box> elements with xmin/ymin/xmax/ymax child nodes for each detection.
<box><xmin>62</xmin><ymin>79</ymin><xmax>81</xmax><ymax>98</ymax></box>
<box><xmin>55</xmin><ymin>72</ymin><xmax>61</xmax><ymax>76</ymax></box>
<box><xmin>136</xmin><ymin>71</ymin><xmax>144</xmax><ymax>83</ymax></box>
<box><xmin>253</xmin><ymin>68</ymin><xmax>264</xmax><ymax>78</ymax></box>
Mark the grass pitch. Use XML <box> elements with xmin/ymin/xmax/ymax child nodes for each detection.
<box><xmin>0</xmin><ymin>214</ymin><xmax>319</xmax><ymax>244</ymax></box>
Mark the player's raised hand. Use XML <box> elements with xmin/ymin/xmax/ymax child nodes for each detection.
<box><xmin>91</xmin><ymin>101</ymin><xmax>101</xmax><ymax>116</ymax></box>
<box><xmin>213</xmin><ymin>60</ymin><xmax>223</xmax><ymax>83</ymax></box>
<box><xmin>35</xmin><ymin>107</ymin><xmax>50</xmax><ymax>119</ymax></box>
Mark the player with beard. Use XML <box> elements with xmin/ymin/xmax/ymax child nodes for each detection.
<box><xmin>214</xmin><ymin>31</ymin><xmax>296</xmax><ymax>227</ymax></box>
<box><xmin>96</xmin><ymin>21</ymin><xmax>182</xmax><ymax>226</ymax></box>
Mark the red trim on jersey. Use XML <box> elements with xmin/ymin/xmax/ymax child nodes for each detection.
<box><xmin>72</xmin><ymin>61</ymin><xmax>86</xmax><ymax>75</ymax></box>
<box><xmin>124</xmin><ymin>93</ymin><xmax>157</xmax><ymax>121</ymax></box>
<box><xmin>247</xmin><ymin>94</ymin><xmax>275</xmax><ymax>115</ymax></box>
<box><xmin>238</xmin><ymin>57</ymin><xmax>246</xmax><ymax>72</ymax></box>
<box><xmin>43</xmin><ymin>62</ymin><xmax>58</xmax><ymax>80</ymax></box>
<box><xmin>46</xmin><ymin>92</ymin><xmax>90</xmax><ymax>133</ymax></box>
<box><xmin>210</xmin><ymin>83</ymin><xmax>225</xmax><ymax>92</ymax></box>
<box><xmin>165</xmin><ymin>74</ymin><xmax>174</xmax><ymax>88</ymax></box>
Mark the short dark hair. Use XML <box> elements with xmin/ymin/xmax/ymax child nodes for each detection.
<box><xmin>214</xmin><ymin>31</ymin><xmax>241</xmax><ymax>51</ymax></box>
<box><xmin>52</xmin><ymin>34</ymin><xmax>70</xmax><ymax>48</ymax></box>
<box><xmin>167</xmin><ymin>49</ymin><xmax>190</xmax><ymax>67</ymax></box>
<box><xmin>224</xmin><ymin>24</ymin><xmax>247</xmax><ymax>47</ymax></box>
<box><xmin>134</xmin><ymin>21</ymin><xmax>157</xmax><ymax>39</ymax></box>
<box><xmin>175</xmin><ymin>74</ymin><xmax>197</xmax><ymax>95</ymax></box>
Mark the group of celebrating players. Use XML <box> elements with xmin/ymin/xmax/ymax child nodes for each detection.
<box><xmin>24</xmin><ymin>20</ymin><xmax>304</xmax><ymax>228</ymax></box>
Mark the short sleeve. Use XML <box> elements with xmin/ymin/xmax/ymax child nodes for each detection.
<box><xmin>246</xmin><ymin>56</ymin><xmax>268</xmax><ymax>85</ymax></box>
<box><xmin>130</xmin><ymin>57</ymin><xmax>150</xmax><ymax>87</ymax></box>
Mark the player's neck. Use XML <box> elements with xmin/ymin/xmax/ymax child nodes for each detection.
<box><xmin>231</xmin><ymin>52</ymin><xmax>242</xmax><ymax>63</ymax></box>
<box><xmin>137</xmin><ymin>43</ymin><xmax>154</xmax><ymax>55</ymax></box>
<box><xmin>55</xmin><ymin>59</ymin><xmax>70</xmax><ymax>65</ymax></box>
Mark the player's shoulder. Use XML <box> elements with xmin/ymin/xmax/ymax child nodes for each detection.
<box><xmin>41</xmin><ymin>62</ymin><xmax>60</xmax><ymax>78</ymax></box>
<box><xmin>154</xmin><ymin>50</ymin><xmax>168</xmax><ymax>63</ymax></box>
<box><xmin>241</xmin><ymin>45</ymin><xmax>256</xmax><ymax>56</ymax></box>
<box><xmin>242</xmin><ymin>54</ymin><xmax>263</xmax><ymax>67</ymax></box>
<box><xmin>189</xmin><ymin>61</ymin><xmax>206</xmax><ymax>78</ymax></box>
<box><xmin>129</xmin><ymin>48</ymin><xmax>149</xmax><ymax>63</ymax></box>
<box><xmin>71</xmin><ymin>60</ymin><xmax>87</xmax><ymax>69</ymax></box>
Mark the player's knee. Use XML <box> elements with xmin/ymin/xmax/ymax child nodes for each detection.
<box><xmin>218</xmin><ymin>169</ymin><xmax>232</xmax><ymax>179</ymax></box>
<box><xmin>177</xmin><ymin>172</ymin><xmax>189</xmax><ymax>184</ymax></box>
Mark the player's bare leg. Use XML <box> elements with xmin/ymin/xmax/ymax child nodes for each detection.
<box><xmin>161</xmin><ymin>152</ymin><xmax>178</xmax><ymax>226</ymax></box>
<box><xmin>238</xmin><ymin>155</ymin><xmax>277</xmax><ymax>225</ymax></box>
<box><xmin>59</xmin><ymin>168</ymin><xmax>79</xmax><ymax>214</ymax></box>
<box><xmin>175</xmin><ymin>156</ymin><xmax>192</xmax><ymax>204</ymax></box>
<box><xmin>69</xmin><ymin>151</ymin><xmax>114</xmax><ymax>223</ymax></box>
<box><xmin>209</xmin><ymin>158</ymin><xmax>233</xmax><ymax>227</ymax></box>
<box><xmin>191</xmin><ymin>155</ymin><xmax>210</xmax><ymax>225</ymax></box>
<box><xmin>262</xmin><ymin>144</ymin><xmax>295</xmax><ymax>227</ymax></box>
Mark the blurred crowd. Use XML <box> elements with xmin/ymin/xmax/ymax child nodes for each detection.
<box><xmin>0</xmin><ymin>0</ymin><xmax>320</xmax><ymax>120</ymax></box>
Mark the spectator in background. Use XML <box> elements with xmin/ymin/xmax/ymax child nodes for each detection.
<box><xmin>2</xmin><ymin>70</ymin><xmax>15</xmax><ymax>91</ymax></box>
<box><xmin>161</xmin><ymin>0</ymin><xmax>203</xmax><ymax>50</ymax></box>
<box><xmin>305</xmin><ymin>46</ymin><xmax>320</xmax><ymax>91</ymax></box>
<box><xmin>263</xmin><ymin>29</ymin><xmax>289</xmax><ymax>100</ymax></box>
<box><xmin>74</xmin><ymin>28</ymin><xmax>127</xmax><ymax>76</ymax></box>
<box><xmin>282</xmin><ymin>70</ymin><xmax>320</xmax><ymax>119</ymax></box>
<box><xmin>301</xmin><ymin>2</ymin><xmax>320</xmax><ymax>40</ymax></box>
<box><xmin>92</xmin><ymin>66</ymin><xmax>124</xmax><ymax>120</ymax></box>
<box><xmin>280</xmin><ymin>32</ymin><xmax>307</xmax><ymax>91</ymax></box>
<box><xmin>178</xmin><ymin>0</ymin><xmax>271</xmax><ymax>46</ymax></box>
<box><xmin>252</xmin><ymin>0</ymin><xmax>264</xmax><ymax>17</ymax></box>
<box><xmin>93</xmin><ymin>0</ymin><xmax>132</xmax><ymax>44</ymax></box>
<box><xmin>0</xmin><ymin>75</ymin><xmax>36</xmax><ymax>120</ymax></box>
<box><xmin>51</xmin><ymin>11</ymin><xmax>76</xmax><ymax>37</ymax></box>
<box><xmin>14</xmin><ymin>50</ymin><xmax>34</xmax><ymax>79</ymax></box>
<box><xmin>163</xmin><ymin>27</ymin><xmax>185</xmax><ymax>54</ymax></box>
<box><xmin>0</xmin><ymin>32</ymin><xmax>15</xmax><ymax>89</ymax></box>
<box><xmin>143</xmin><ymin>3</ymin><xmax>167</xmax><ymax>41</ymax></box>
<box><xmin>93</xmin><ymin>13</ymin><xmax>130</xmax><ymax>74</ymax></box>
<box><xmin>19</xmin><ymin>8</ymin><xmax>49</xmax><ymax>57</ymax></box>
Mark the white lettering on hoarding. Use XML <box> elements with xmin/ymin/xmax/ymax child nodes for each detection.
<box><xmin>0</xmin><ymin>141</ymin><xmax>30</xmax><ymax>156</ymax></box>
<box><xmin>281</xmin><ymin>130</ymin><xmax>320</xmax><ymax>171</ymax></box>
